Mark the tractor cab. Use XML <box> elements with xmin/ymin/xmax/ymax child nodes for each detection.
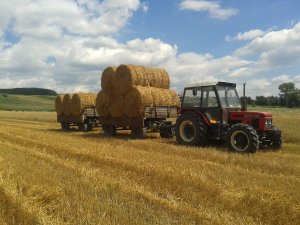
<box><xmin>181</xmin><ymin>82</ymin><xmax>241</xmax><ymax>125</ymax></box>
<box><xmin>175</xmin><ymin>81</ymin><xmax>282</xmax><ymax>153</ymax></box>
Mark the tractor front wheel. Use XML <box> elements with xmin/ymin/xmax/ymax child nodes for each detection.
<box><xmin>268</xmin><ymin>126</ymin><xmax>283</xmax><ymax>150</ymax></box>
<box><xmin>227</xmin><ymin>123</ymin><xmax>259</xmax><ymax>153</ymax></box>
<box><xmin>175</xmin><ymin>113</ymin><xmax>207</xmax><ymax>146</ymax></box>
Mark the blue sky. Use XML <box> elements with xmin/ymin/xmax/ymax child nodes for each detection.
<box><xmin>1</xmin><ymin>0</ymin><xmax>300</xmax><ymax>97</ymax></box>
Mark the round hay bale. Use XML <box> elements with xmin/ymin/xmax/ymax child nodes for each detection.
<box><xmin>114</xmin><ymin>64</ymin><xmax>170</xmax><ymax>95</ymax></box>
<box><xmin>124</xmin><ymin>86</ymin><xmax>155</xmax><ymax>118</ymax></box>
<box><xmin>96</xmin><ymin>91</ymin><xmax>111</xmax><ymax>117</ymax></box>
<box><xmin>159</xmin><ymin>89</ymin><xmax>172</xmax><ymax>105</ymax></box>
<box><xmin>101</xmin><ymin>66</ymin><xmax>117</xmax><ymax>91</ymax></box>
<box><xmin>109</xmin><ymin>94</ymin><xmax>125</xmax><ymax>118</ymax></box>
<box><xmin>125</xmin><ymin>86</ymin><xmax>180</xmax><ymax>118</ymax></box>
<box><xmin>55</xmin><ymin>95</ymin><xmax>64</xmax><ymax>115</ymax></box>
<box><xmin>169</xmin><ymin>90</ymin><xmax>181</xmax><ymax>107</ymax></box>
<box><xmin>70</xmin><ymin>93</ymin><xmax>97</xmax><ymax>116</ymax></box>
<box><xmin>62</xmin><ymin>94</ymin><xmax>73</xmax><ymax>115</ymax></box>
<box><xmin>124</xmin><ymin>86</ymin><xmax>144</xmax><ymax>118</ymax></box>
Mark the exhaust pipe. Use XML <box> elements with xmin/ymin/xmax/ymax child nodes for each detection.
<box><xmin>242</xmin><ymin>83</ymin><xmax>247</xmax><ymax>111</ymax></box>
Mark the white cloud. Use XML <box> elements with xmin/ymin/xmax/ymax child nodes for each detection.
<box><xmin>294</xmin><ymin>75</ymin><xmax>300</xmax><ymax>82</ymax></box>
<box><xmin>272</xmin><ymin>75</ymin><xmax>290</xmax><ymax>83</ymax></box>
<box><xmin>226</xmin><ymin>29</ymin><xmax>268</xmax><ymax>42</ymax></box>
<box><xmin>141</xmin><ymin>2</ymin><xmax>149</xmax><ymax>13</ymax></box>
<box><xmin>0</xmin><ymin>0</ymin><xmax>300</xmax><ymax>98</ymax></box>
<box><xmin>227</xmin><ymin>22</ymin><xmax>300</xmax><ymax>82</ymax></box>
<box><xmin>179</xmin><ymin>0</ymin><xmax>238</xmax><ymax>20</ymax></box>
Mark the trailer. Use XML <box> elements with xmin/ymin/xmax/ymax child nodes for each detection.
<box><xmin>57</xmin><ymin>107</ymin><xmax>100</xmax><ymax>132</ymax></box>
<box><xmin>99</xmin><ymin>105</ymin><xmax>179</xmax><ymax>139</ymax></box>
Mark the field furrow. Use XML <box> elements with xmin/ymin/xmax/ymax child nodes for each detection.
<box><xmin>0</xmin><ymin>111</ymin><xmax>299</xmax><ymax>224</ymax></box>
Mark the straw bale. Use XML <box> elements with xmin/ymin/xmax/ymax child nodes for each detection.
<box><xmin>159</xmin><ymin>89</ymin><xmax>171</xmax><ymax>105</ymax></box>
<box><xmin>124</xmin><ymin>86</ymin><xmax>180</xmax><ymax>118</ymax></box>
<box><xmin>62</xmin><ymin>94</ymin><xmax>73</xmax><ymax>115</ymax></box>
<box><xmin>70</xmin><ymin>93</ymin><xmax>97</xmax><ymax>116</ymax></box>
<box><xmin>108</xmin><ymin>94</ymin><xmax>125</xmax><ymax>118</ymax></box>
<box><xmin>96</xmin><ymin>91</ymin><xmax>111</xmax><ymax>117</ymax></box>
<box><xmin>124</xmin><ymin>86</ymin><xmax>144</xmax><ymax>118</ymax></box>
<box><xmin>101</xmin><ymin>66</ymin><xmax>117</xmax><ymax>91</ymax></box>
<box><xmin>55</xmin><ymin>95</ymin><xmax>64</xmax><ymax>115</ymax></box>
<box><xmin>114</xmin><ymin>64</ymin><xmax>170</xmax><ymax>94</ymax></box>
<box><xmin>169</xmin><ymin>90</ymin><xmax>181</xmax><ymax>107</ymax></box>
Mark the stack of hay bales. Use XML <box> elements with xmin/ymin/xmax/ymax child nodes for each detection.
<box><xmin>96</xmin><ymin>64</ymin><xmax>180</xmax><ymax>118</ymax></box>
<box><xmin>70</xmin><ymin>93</ymin><xmax>97</xmax><ymax>116</ymax></box>
<box><xmin>55</xmin><ymin>93</ymin><xmax>97</xmax><ymax>116</ymax></box>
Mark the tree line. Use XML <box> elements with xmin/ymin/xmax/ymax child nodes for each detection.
<box><xmin>243</xmin><ymin>82</ymin><xmax>300</xmax><ymax>108</ymax></box>
<box><xmin>0</xmin><ymin>88</ymin><xmax>57</xmax><ymax>96</ymax></box>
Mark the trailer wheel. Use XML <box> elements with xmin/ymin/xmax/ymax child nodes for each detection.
<box><xmin>227</xmin><ymin>123</ymin><xmax>259</xmax><ymax>153</ymax></box>
<box><xmin>160</xmin><ymin>127</ymin><xmax>175</xmax><ymax>138</ymax></box>
<box><xmin>61</xmin><ymin>122</ymin><xmax>70</xmax><ymax>131</ymax></box>
<box><xmin>131</xmin><ymin>127</ymin><xmax>146</xmax><ymax>139</ymax></box>
<box><xmin>103</xmin><ymin>125</ymin><xmax>116</xmax><ymax>136</ymax></box>
<box><xmin>80</xmin><ymin>123</ymin><xmax>89</xmax><ymax>132</ymax></box>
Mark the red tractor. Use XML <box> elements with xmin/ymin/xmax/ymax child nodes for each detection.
<box><xmin>175</xmin><ymin>82</ymin><xmax>282</xmax><ymax>153</ymax></box>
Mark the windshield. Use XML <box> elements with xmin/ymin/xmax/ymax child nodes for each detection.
<box><xmin>182</xmin><ymin>88</ymin><xmax>201</xmax><ymax>108</ymax></box>
<box><xmin>217</xmin><ymin>86</ymin><xmax>241</xmax><ymax>108</ymax></box>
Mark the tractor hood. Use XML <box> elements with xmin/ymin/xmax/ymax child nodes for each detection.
<box><xmin>229</xmin><ymin>111</ymin><xmax>272</xmax><ymax>118</ymax></box>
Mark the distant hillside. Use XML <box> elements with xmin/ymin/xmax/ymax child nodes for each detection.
<box><xmin>0</xmin><ymin>94</ymin><xmax>56</xmax><ymax>111</ymax></box>
<box><xmin>0</xmin><ymin>88</ymin><xmax>57</xmax><ymax>96</ymax></box>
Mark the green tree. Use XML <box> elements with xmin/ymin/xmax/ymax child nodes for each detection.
<box><xmin>278</xmin><ymin>82</ymin><xmax>298</xmax><ymax>107</ymax></box>
<box><xmin>278</xmin><ymin>82</ymin><xmax>295</xmax><ymax>93</ymax></box>
<box><xmin>255</xmin><ymin>96</ymin><xmax>268</xmax><ymax>106</ymax></box>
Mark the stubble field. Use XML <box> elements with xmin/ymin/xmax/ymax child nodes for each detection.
<box><xmin>0</xmin><ymin>109</ymin><xmax>299</xmax><ymax>225</ymax></box>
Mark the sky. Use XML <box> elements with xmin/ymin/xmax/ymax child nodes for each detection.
<box><xmin>1</xmin><ymin>0</ymin><xmax>300</xmax><ymax>97</ymax></box>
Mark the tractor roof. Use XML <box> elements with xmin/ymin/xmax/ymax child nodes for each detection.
<box><xmin>185</xmin><ymin>81</ymin><xmax>236</xmax><ymax>88</ymax></box>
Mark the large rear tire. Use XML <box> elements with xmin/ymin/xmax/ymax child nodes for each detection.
<box><xmin>227</xmin><ymin>123</ymin><xmax>259</xmax><ymax>153</ymax></box>
<box><xmin>175</xmin><ymin>113</ymin><xmax>207</xmax><ymax>146</ymax></box>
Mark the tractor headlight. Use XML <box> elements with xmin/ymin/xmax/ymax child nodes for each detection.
<box><xmin>265</xmin><ymin>120</ymin><xmax>272</xmax><ymax>125</ymax></box>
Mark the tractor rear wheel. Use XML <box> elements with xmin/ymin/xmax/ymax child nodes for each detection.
<box><xmin>227</xmin><ymin>123</ymin><xmax>259</xmax><ymax>153</ymax></box>
<box><xmin>268</xmin><ymin>125</ymin><xmax>282</xmax><ymax>150</ymax></box>
<box><xmin>175</xmin><ymin>113</ymin><xmax>207</xmax><ymax>146</ymax></box>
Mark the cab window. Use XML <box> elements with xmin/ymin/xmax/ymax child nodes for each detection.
<box><xmin>182</xmin><ymin>88</ymin><xmax>201</xmax><ymax>108</ymax></box>
<box><xmin>202</xmin><ymin>87</ymin><xmax>218</xmax><ymax>108</ymax></box>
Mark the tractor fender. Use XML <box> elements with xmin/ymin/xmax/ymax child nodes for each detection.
<box><xmin>179</xmin><ymin>109</ymin><xmax>211</xmax><ymax>126</ymax></box>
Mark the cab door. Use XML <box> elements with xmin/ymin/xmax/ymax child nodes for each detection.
<box><xmin>201</xmin><ymin>86</ymin><xmax>221</xmax><ymax>124</ymax></box>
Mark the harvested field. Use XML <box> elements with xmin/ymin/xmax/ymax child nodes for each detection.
<box><xmin>0</xmin><ymin>108</ymin><xmax>299</xmax><ymax>225</ymax></box>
